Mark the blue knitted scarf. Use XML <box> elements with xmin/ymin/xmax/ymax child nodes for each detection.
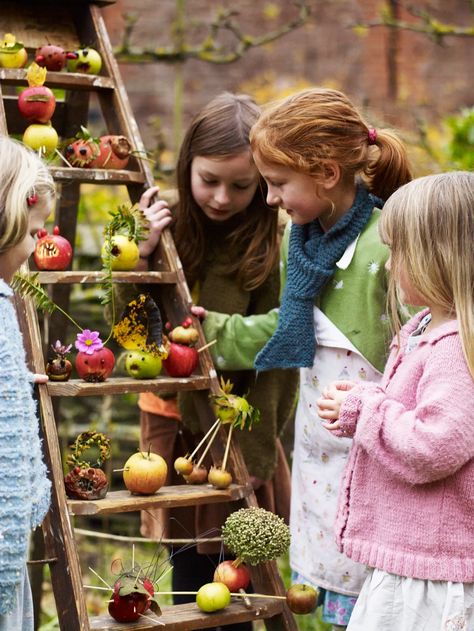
<box><xmin>255</xmin><ymin>185</ymin><xmax>382</xmax><ymax>370</ymax></box>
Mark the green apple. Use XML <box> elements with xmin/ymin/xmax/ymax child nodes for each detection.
<box><xmin>23</xmin><ymin>123</ymin><xmax>59</xmax><ymax>154</ymax></box>
<box><xmin>196</xmin><ymin>582</ymin><xmax>231</xmax><ymax>613</ymax></box>
<box><xmin>0</xmin><ymin>34</ymin><xmax>28</xmax><ymax>68</ymax></box>
<box><xmin>67</xmin><ymin>47</ymin><xmax>102</xmax><ymax>74</ymax></box>
<box><xmin>125</xmin><ymin>350</ymin><xmax>162</xmax><ymax>379</ymax></box>
<box><xmin>101</xmin><ymin>235</ymin><xmax>139</xmax><ymax>271</ymax></box>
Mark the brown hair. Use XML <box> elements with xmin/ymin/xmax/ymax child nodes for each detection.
<box><xmin>379</xmin><ymin>171</ymin><xmax>474</xmax><ymax>378</ymax></box>
<box><xmin>250</xmin><ymin>88</ymin><xmax>412</xmax><ymax>202</ymax></box>
<box><xmin>174</xmin><ymin>92</ymin><xmax>279</xmax><ymax>291</ymax></box>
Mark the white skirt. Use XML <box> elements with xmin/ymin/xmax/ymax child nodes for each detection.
<box><xmin>348</xmin><ymin>568</ymin><xmax>474</xmax><ymax>631</ymax></box>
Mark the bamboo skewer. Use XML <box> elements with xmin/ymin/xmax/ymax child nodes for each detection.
<box><xmin>196</xmin><ymin>421</ymin><xmax>221</xmax><ymax>468</ymax></box>
<box><xmin>189</xmin><ymin>418</ymin><xmax>220</xmax><ymax>461</ymax></box>
<box><xmin>84</xmin><ymin>585</ymin><xmax>288</xmax><ymax>600</ymax></box>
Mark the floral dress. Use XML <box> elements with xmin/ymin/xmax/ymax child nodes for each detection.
<box><xmin>290</xmin><ymin>305</ymin><xmax>381</xmax><ymax>625</ymax></box>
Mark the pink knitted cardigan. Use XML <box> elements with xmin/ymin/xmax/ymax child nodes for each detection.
<box><xmin>335</xmin><ymin>309</ymin><xmax>474</xmax><ymax>582</ymax></box>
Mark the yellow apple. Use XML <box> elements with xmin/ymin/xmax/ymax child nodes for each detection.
<box><xmin>0</xmin><ymin>34</ymin><xmax>28</xmax><ymax>68</ymax></box>
<box><xmin>23</xmin><ymin>123</ymin><xmax>59</xmax><ymax>154</ymax></box>
<box><xmin>101</xmin><ymin>234</ymin><xmax>139</xmax><ymax>271</ymax></box>
<box><xmin>123</xmin><ymin>450</ymin><xmax>167</xmax><ymax>495</ymax></box>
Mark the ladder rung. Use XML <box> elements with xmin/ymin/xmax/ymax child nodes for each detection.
<box><xmin>49</xmin><ymin>166</ymin><xmax>145</xmax><ymax>185</ymax></box>
<box><xmin>37</xmin><ymin>271</ymin><xmax>178</xmax><ymax>285</ymax></box>
<box><xmin>47</xmin><ymin>376</ymin><xmax>212</xmax><ymax>397</ymax></box>
<box><xmin>67</xmin><ymin>484</ymin><xmax>253</xmax><ymax>516</ymax></box>
<box><xmin>0</xmin><ymin>68</ymin><xmax>115</xmax><ymax>91</ymax></box>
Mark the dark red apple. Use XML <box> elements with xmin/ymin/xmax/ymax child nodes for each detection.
<box><xmin>286</xmin><ymin>583</ymin><xmax>318</xmax><ymax>615</ymax></box>
<box><xmin>162</xmin><ymin>342</ymin><xmax>199</xmax><ymax>377</ymax></box>
<box><xmin>18</xmin><ymin>85</ymin><xmax>56</xmax><ymax>123</ymax></box>
<box><xmin>75</xmin><ymin>347</ymin><xmax>115</xmax><ymax>382</ymax></box>
<box><xmin>35</xmin><ymin>44</ymin><xmax>75</xmax><ymax>71</ymax></box>
<box><xmin>46</xmin><ymin>357</ymin><xmax>72</xmax><ymax>382</ymax></box>
<box><xmin>108</xmin><ymin>575</ymin><xmax>154</xmax><ymax>623</ymax></box>
<box><xmin>213</xmin><ymin>560</ymin><xmax>251</xmax><ymax>592</ymax></box>
<box><xmin>34</xmin><ymin>226</ymin><xmax>73</xmax><ymax>271</ymax></box>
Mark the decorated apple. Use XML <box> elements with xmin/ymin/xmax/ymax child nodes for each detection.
<box><xmin>208</xmin><ymin>466</ymin><xmax>233</xmax><ymax>490</ymax></box>
<box><xmin>46</xmin><ymin>340</ymin><xmax>73</xmax><ymax>382</ymax></box>
<box><xmin>125</xmin><ymin>350</ymin><xmax>162</xmax><ymax>379</ymax></box>
<box><xmin>18</xmin><ymin>85</ymin><xmax>56</xmax><ymax>123</ymax></box>
<box><xmin>196</xmin><ymin>582</ymin><xmax>231</xmax><ymax>613</ymax></box>
<box><xmin>67</xmin><ymin>47</ymin><xmax>102</xmax><ymax>74</ymax></box>
<box><xmin>108</xmin><ymin>574</ymin><xmax>156</xmax><ymax>623</ymax></box>
<box><xmin>286</xmin><ymin>584</ymin><xmax>318</xmax><ymax>615</ymax></box>
<box><xmin>123</xmin><ymin>450</ymin><xmax>168</xmax><ymax>495</ymax></box>
<box><xmin>23</xmin><ymin>123</ymin><xmax>59</xmax><ymax>154</ymax></box>
<box><xmin>183</xmin><ymin>464</ymin><xmax>208</xmax><ymax>485</ymax></box>
<box><xmin>0</xmin><ymin>34</ymin><xmax>27</xmax><ymax>68</ymax></box>
<box><xmin>88</xmin><ymin>135</ymin><xmax>132</xmax><ymax>169</ymax></box>
<box><xmin>162</xmin><ymin>342</ymin><xmax>199</xmax><ymax>378</ymax></box>
<box><xmin>101</xmin><ymin>234</ymin><xmax>140</xmax><ymax>271</ymax></box>
<box><xmin>74</xmin><ymin>331</ymin><xmax>115</xmax><ymax>382</ymax></box>
<box><xmin>34</xmin><ymin>227</ymin><xmax>73</xmax><ymax>271</ymax></box>
<box><xmin>213</xmin><ymin>560</ymin><xmax>251</xmax><ymax>592</ymax></box>
<box><xmin>35</xmin><ymin>44</ymin><xmax>76</xmax><ymax>71</ymax></box>
<box><xmin>174</xmin><ymin>456</ymin><xmax>194</xmax><ymax>476</ymax></box>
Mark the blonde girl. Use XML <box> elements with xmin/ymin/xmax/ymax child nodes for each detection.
<box><xmin>319</xmin><ymin>172</ymin><xmax>474</xmax><ymax>631</ymax></box>
<box><xmin>0</xmin><ymin>136</ymin><xmax>54</xmax><ymax>631</ymax></box>
<box><xmin>200</xmin><ymin>87</ymin><xmax>412</xmax><ymax>629</ymax></box>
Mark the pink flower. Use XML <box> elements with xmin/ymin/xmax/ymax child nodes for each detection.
<box><xmin>75</xmin><ymin>330</ymin><xmax>104</xmax><ymax>355</ymax></box>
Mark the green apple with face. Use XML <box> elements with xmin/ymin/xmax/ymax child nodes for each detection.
<box><xmin>125</xmin><ymin>350</ymin><xmax>162</xmax><ymax>379</ymax></box>
<box><xmin>67</xmin><ymin>47</ymin><xmax>102</xmax><ymax>74</ymax></box>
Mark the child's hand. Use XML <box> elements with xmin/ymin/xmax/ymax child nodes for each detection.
<box><xmin>138</xmin><ymin>186</ymin><xmax>173</xmax><ymax>258</ymax></box>
<box><xmin>190</xmin><ymin>305</ymin><xmax>207</xmax><ymax>320</ymax></box>
<box><xmin>317</xmin><ymin>380</ymin><xmax>356</xmax><ymax>430</ymax></box>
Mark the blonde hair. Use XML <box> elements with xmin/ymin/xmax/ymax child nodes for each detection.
<box><xmin>0</xmin><ymin>136</ymin><xmax>55</xmax><ymax>254</ymax></box>
<box><xmin>379</xmin><ymin>171</ymin><xmax>474</xmax><ymax>378</ymax></box>
<box><xmin>250</xmin><ymin>88</ymin><xmax>412</xmax><ymax>201</ymax></box>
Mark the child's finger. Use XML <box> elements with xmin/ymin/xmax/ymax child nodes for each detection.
<box><xmin>322</xmin><ymin>420</ymin><xmax>341</xmax><ymax>431</ymax></box>
<box><xmin>191</xmin><ymin>305</ymin><xmax>206</xmax><ymax>320</ymax></box>
<box><xmin>139</xmin><ymin>186</ymin><xmax>160</xmax><ymax>208</ymax></box>
<box><xmin>33</xmin><ymin>373</ymin><xmax>49</xmax><ymax>384</ymax></box>
<box><xmin>318</xmin><ymin>408</ymin><xmax>338</xmax><ymax>420</ymax></box>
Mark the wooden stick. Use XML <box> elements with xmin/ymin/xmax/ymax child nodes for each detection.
<box><xmin>189</xmin><ymin>417</ymin><xmax>220</xmax><ymax>460</ymax></box>
<box><xmin>221</xmin><ymin>424</ymin><xmax>234</xmax><ymax>472</ymax></box>
<box><xmin>85</xmin><ymin>585</ymin><xmax>288</xmax><ymax>601</ymax></box>
<box><xmin>84</xmin><ymin>585</ymin><xmax>111</xmax><ymax>591</ymax></box>
<box><xmin>197</xmin><ymin>339</ymin><xmax>217</xmax><ymax>353</ymax></box>
<box><xmin>88</xmin><ymin>567</ymin><xmax>113</xmax><ymax>590</ymax></box>
<box><xmin>139</xmin><ymin>612</ymin><xmax>165</xmax><ymax>625</ymax></box>
<box><xmin>196</xmin><ymin>421</ymin><xmax>221</xmax><ymax>468</ymax></box>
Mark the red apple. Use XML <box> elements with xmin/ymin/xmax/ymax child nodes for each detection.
<box><xmin>18</xmin><ymin>86</ymin><xmax>56</xmax><ymax>123</ymax></box>
<box><xmin>34</xmin><ymin>226</ymin><xmax>73</xmax><ymax>271</ymax></box>
<box><xmin>75</xmin><ymin>347</ymin><xmax>115</xmax><ymax>382</ymax></box>
<box><xmin>108</xmin><ymin>575</ymin><xmax>154</xmax><ymax>623</ymax></box>
<box><xmin>213</xmin><ymin>560</ymin><xmax>251</xmax><ymax>592</ymax></box>
<box><xmin>286</xmin><ymin>583</ymin><xmax>318</xmax><ymax>615</ymax></box>
<box><xmin>183</xmin><ymin>464</ymin><xmax>208</xmax><ymax>485</ymax></box>
<box><xmin>88</xmin><ymin>135</ymin><xmax>132</xmax><ymax>169</ymax></box>
<box><xmin>196</xmin><ymin>582</ymin><xmax>231</xmax><ymax>613</ymax></box>
<box><xmin>123</xmin><ymin>450</ymin><xmax>168</xmax><ymax>495</ymax></box>
<box><xmin>35</xmin><ymin>44</ymin><xmax>75</xmax><ymax>71</ymax></box>
<box><xmin>162</xmin><ymin>342</ymin><xmax>199</xmax><ymax>377</ymax></box>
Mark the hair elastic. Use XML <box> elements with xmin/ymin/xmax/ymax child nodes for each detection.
<box><xmin>368</xmin><ymin>128</ymin><xmax>378</xmax><ymax>145</ymax></box>
<box><xmin>26</xmin><ymin>192</ymin><xmax>38</xmax><ymax>207</ymax></box>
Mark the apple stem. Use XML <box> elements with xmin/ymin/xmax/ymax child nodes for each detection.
<box><xmin>197</xmin><ymin>339</ymin><xmax>217</xmax><ymax>353</ymax></box>
<box><xmin>196</xmin><ymin>421</ymin><xmax>221</xmax><ymax>468</ymax></box>
<box><xmin>189</xmin><ymin>418</ymin><xmax>220</xmax><ymax>460</ymax></box>
<box><xmin>221</xmin><ymin>424</ymin><xmax>234</xmax><ymax>472</ymax></box>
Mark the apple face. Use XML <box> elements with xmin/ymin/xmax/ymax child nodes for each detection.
<box><xmin>35</xmin><ymin>44</ymin><xmax>68</xmax><ymax>72</ymax></box>
<box><xmin>23</xmin><ymin>123</ymin><xmax>59</xmax><ymax>154</ymax></box>
<box><xmin>213</xmin><ymin>560</ymin><xmax>251</xmax><ymax>592</ymax></box>
<box><xmin>75</xmin><ymin>347</ymin><xmax>115</xmax><ymax>382</ymax></box>
<box><xmin>18</xmin><ymin>86</ymin><xmax>56</xmax><ymax>124</ymax></box>
<box><xmin>67</xmin><ymin>47</ymin><xmax>102</xmax><ymax>74</ymax></box>
<box><xmin>123</xmin><ymin>451</ymin><xmax>168</xmax><ymax>495</ymax></box>
<box><xmin>34</xmin><ymin>228</ymin><xmax>73</xmax><ymax>271</ymax></box>
<box><xmin>125</xmin><ymin>350</ymin><xmax>162</xmax><ymax>379</ymax></box>
<box><xmin>101</xmin><ymin>235</ymin><xmax>140</xmax><ymax>271</ymax></box>
<box><xmin>162</xmin><ymin>342</ymin><xmax>199</xmax><ymax>377</ymax></box>
<box><xmin>0</xmin><ymin>39</ymin><xmax>27</xmax><ymax>68</ymax></box>
<box><xmin>286</xmin><ymin>583</ymin><xmax>318</xmax><ymax>615</ymax></box>
<box><xmin>196</xmin><ymin>582</ymin><xmax>231</xmax><ymax>613</ymax></box>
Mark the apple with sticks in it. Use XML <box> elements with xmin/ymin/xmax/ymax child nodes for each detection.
<box><xmin>123</xmin><ymin>449</ymin><xmax>168</xmax><ymax>495</ymax></box>
<box><xmin>174</xmin><ymin>456</ymin><xmax>193</xmax><ymax>475</ymax></box>
<box><xmin>108</xmin><ymin>574</ymin><xmax>156</xmax><ymax>623</ymax></box>
<box><xmin>196</xmin><ymin>582</ymin><xmax>231</xmax><ymax>613</ymax></box>
<box><xmin>213</xmin><ymin>560</ymin><xmax>251</xmax><ymax>592</ymax></box>
<box><xmin>286</xmin><ymin>583</ymin><xmax>318</xmax><ymax>614</ymax></box>
<box><xmin>208</xmin><ymin>466</ymin><xmax>233</xmax><ymax>490</ymax></box>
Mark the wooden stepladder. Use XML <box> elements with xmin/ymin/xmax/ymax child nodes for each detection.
<box><xmin>0</xmin><ymin>2</ymin><xmax>297</xmax><ymax>629</ymax></box>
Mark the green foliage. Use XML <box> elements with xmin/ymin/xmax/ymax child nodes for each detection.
<box><xmin>446</xmin><ymin>107</ymin><xmax>474</xmax><ymax>170</ymax></box>
<box><xmin>11</xmin><ymin>272</ymin><xmax>56</xmax><ymax>314</ymax></box>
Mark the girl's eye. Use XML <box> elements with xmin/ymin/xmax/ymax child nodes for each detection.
<box><xmin>234</xmin><ymin>183</ymin><xmax>251</xmax><ymax>190</ymax></box>
<box><xmin>201</xmin><ymin>178</ymin><xmax>217</xmax><ymax>185</ymax></box>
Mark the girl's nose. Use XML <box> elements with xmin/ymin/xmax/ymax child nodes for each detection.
<box><xmin>266</xmin><ymin>189</ymin><xmax>280</xmax><ymax>207</ymax></box>
<box><xmin>214</xmin><ymin>185</ymin><xmax>231</xmax><ymax>206</ymax></box>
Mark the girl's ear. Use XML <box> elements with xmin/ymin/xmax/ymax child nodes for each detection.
<box><xmin>321</xmin><ymin>160</ymin><xmax>341</xmax><ymax>190</ymax></box>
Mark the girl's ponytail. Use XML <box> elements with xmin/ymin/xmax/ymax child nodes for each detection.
<box><xmin>364</xmin><ymin>128</ymin><xmax>412</xmax><ymax>201</ymax></box>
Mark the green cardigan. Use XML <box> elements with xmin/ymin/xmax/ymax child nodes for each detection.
<box><xmin>203</xmin><ymin>209</ymin><xmax>391</xmax><ymax>373</ymax></box>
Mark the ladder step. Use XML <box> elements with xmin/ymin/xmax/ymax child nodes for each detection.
<box><xmin>89</xmin><ymin>596</ymin><xmax>284</xmax><ymax>630</ymax></box>
<box><xmin>37</xmin><ymin>271</ymin><xmax>178</xmax><ymax>285</ymax></box>
<box><xmin>67</xmin><ymin>484</ymin><xmax>252</xmax><ymax>516</ymax></box>
<box><xmin>47</xmin><ymin>376</ymin><xmax>212</xmax><ymax>397</ymax></box>
<box><xmin>49</xmin><ymin>166</ymin><xmax>145</xmax><ymax>185</ymax></box>
<box><xmin>0</xmin><ymin>68</ymin><xmax>115</xmax><ymax>91</ymax></box>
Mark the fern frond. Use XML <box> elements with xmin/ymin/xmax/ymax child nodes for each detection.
<box><xmin>106</xmin><ymin>203</ymin><xmax>150</xmax><ymax>243</ymax></box>
<box><xmin>12</xmin><ymin>272</ymin><xmax>57</xmax><ymax>314</ymax></box>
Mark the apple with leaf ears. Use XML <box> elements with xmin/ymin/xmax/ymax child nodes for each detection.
<box><xmin>101</xmin><ymin>204</ymin><xmax>149</xmax><ymax>271</ymax></box>
<box><xmin>0</xmin><ymin>33</ymin><xmax>27</xmax><ymax>68</ymax></box>
<box><xmin>18</xmin><ymin>63</ymin><xmax>56</xmax><ymax>124</ymax></box>
<box><xmin>34</xmin><ymin>226</ymin><xmax>73</xmax><ymax>271</ymax></box>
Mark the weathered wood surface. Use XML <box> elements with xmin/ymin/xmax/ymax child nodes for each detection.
<box><xmin>0</xmin><ymin>69</ymin><xmax>114</xmax><ymax>91</ymax></box>
<box><xmin>47</xmin><ymin>375</ymin><xmax>211</xmax><ymax>397</ymax></box>
<box><xmin>68</xmin><ymin>484</ymin><xmax>253</xmax><ymax>516</ymax></box>
<box><xmin>89</xmin><ymin>597</ymin><xmax>284</xmax><ymax>630</ymax></box>
<box><xmin>49</xmin><ymin>166</ymin><xmax>145</xmax><ymax>184</ymax></box>
<box><xmin>37</xmin><ymin>271</ymin><xmax>178</xmax><ymax>284</ymax></box>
